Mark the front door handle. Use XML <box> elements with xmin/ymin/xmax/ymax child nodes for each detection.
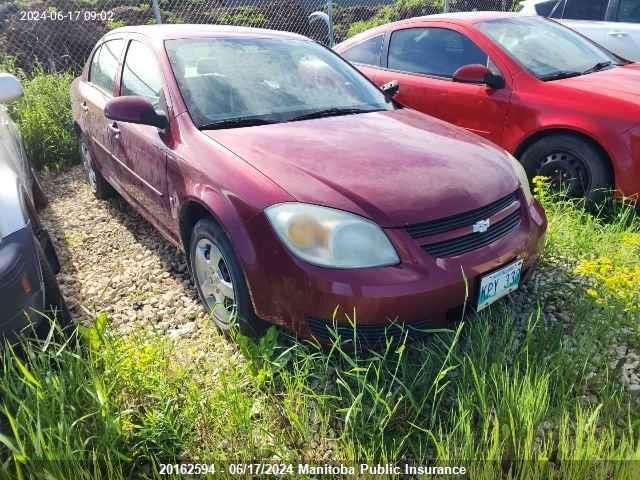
<box><xmin>108</xmin><ymin>122</ymin><xmax>120</xmax><ymax>138</ymax></box>
<box><xmin>608</xmin><ymin>31</ymin><xmax>628</xmax><ymax>37</ymax></box>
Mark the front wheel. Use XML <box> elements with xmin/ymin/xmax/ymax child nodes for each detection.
<box><xmin>520</xmin><ymin>134</ymin><xmax>611</xmax><ymax>204</ymax></box>
<box><xmin>189</xmin><ymin>218</ymin><xmax>267</xmax><ymax>337</ymax></box>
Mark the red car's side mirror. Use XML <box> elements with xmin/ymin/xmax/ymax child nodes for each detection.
<box><xmin>453</xmin><ymin>64</ymin><xmax>505</xmax><ymax>89</ymax></box>
<box><xmin>104</xmin><ymin>96</ymin><xmax>169</xmax><ymax>130</ymax></box>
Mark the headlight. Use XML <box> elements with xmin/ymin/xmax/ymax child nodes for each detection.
<box><xmin>508</xmin><ymin>153</ymin><xmax>533</xmax><ymax>203</ymax></box>
<box><xmin>265</xmin><ymin>203</ymin><xmax>400</xmax><ymax>268</ymax></box>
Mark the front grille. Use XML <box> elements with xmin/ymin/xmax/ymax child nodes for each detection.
<box><xmin>308</xmin><ymin>317</ymin><xmax>432</xmax><ymax>344</ymax></box>
<box><xmin>406</xmin><ymin>191</ymin><xmax>518</xmax><ymax>239</ymax></box>
<box><xmin>422</xmin><ymin>209</ymin><xmax>521</xmax><ymax>258</ymax></box>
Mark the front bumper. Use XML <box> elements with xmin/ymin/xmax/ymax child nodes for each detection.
<box><xmin>243</xmin><ymin>198</ymin><xmax>547</xmax><ymax>339</ymax></box>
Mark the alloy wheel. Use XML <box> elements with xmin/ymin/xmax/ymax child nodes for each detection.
<box><xmin>193</xmin><ymin>238</ymin><xmax>237</xmax><ymax>327</ymax></box>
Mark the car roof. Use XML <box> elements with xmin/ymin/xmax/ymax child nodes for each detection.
<box><xmin>106</xmin><ymin>23</ymin><xmax>308</xmax><ymax>42</ymax></box>
<box><xmin>336</xmin><ymin>11</ymin><xmax>532</xmax><ymax>49</ymax></box>
<box><xmin>393</xmin><ymin>11</ymin><xmax>528</xmax><ymax>26</ymax></box>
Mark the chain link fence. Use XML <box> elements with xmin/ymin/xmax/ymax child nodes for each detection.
<box><xmin>0</xmin><ymin>0</ymin><xmax>521</xmax><ymax>74</ymax></box>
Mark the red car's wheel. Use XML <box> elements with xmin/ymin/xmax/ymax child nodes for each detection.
<box><xmin>520</xmin><ymin>134</ymin><xmax>611</xmax><ymax>204</ymax></box>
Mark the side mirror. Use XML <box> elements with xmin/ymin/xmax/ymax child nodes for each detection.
<box><xmin>104</xmin><ymin>96</ymin><xmax>169</xmax><ymax>130</ymax></box>
<box><xmin>453</xmin><ymin>64</ymin><xmax>505</xmax><ymax>89</ymax></box>
<box><xmin>0</xmin><ymin>73</ymin><xmax>23</xmax><ymax>104</ymax></box>
<box><xmin>380</xmin><ymin>80</ymin><xmax>400</xmax><ymax>98</ymax></box>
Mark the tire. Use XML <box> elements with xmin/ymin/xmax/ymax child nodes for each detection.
<box><xmin>79</xmin><ymin>134</ymin><xmax>114</xmax><ymax>200</ymax></box>
<box><xmin>189</xmin><ymin>218</ymin><xmax>267</xmax><ymax>337</ymax></box>
<box><xmin>36</xmin><ymin>241</ymin><xmax>72</xmax><ymax>336</ymax></box>
<box><xmin>520</xmin><ymin>134</ymin><xmax>611</xmax><ymax>204</ymax></box>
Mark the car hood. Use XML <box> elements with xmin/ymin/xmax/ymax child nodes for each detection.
<box><xmin>203</xmin><ymin>109</ymin><xmax>519</xmax><ymax>227</ymax></box>
<box><xmin>552</xmin><ymin>65</ymin><xmax>640</xmax><ymax>104</ymax></box>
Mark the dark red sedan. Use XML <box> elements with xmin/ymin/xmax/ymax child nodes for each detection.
<box><xmin>336</xmin><ymin>13</ymin><xmax>640</xmax><ymax>202</ymax></box>
<box><xmin>71</xmin><ymin>25</ymin><xmax>546</xmax><ymax>341</ymax></box>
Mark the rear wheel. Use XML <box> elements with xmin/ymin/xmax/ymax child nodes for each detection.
<box><xmin>79</xmin><ymin>135</ymin><xmax>114</xmax><ymax>200</ymax></box>
<box><xmin>189</xmin><ymin>218</ymin><xmax>267</xmax><ymax>337</ymax></box>
<box><xmin>520</xmin><ymin>134</ymin><xmax>611</xmax><ymax>203</ymax></box>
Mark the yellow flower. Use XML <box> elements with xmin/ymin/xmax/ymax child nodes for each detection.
<box><xmin>575</xmin><ymin>257</ymin><xmax>640</xmax><ymax>313</ymax></box>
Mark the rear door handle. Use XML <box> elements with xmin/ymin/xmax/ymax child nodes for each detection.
<box><xmin>108</xmin><ymin>122</ymin><xmax>120</xmax><ymax>138</ymax></box>
<box><xmin>80</xmin><ymin>101</ymin><xmax>89</xmax><ymax>112</ymax></box>
<box><xmin>608</xmin><ymin>31</ymin><xmax>628</xmax><ymax>37</ymax></box>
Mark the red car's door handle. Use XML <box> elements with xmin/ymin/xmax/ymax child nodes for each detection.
<box><xmin>80</xmin><ymin>101</ymin><xmax>89</xmax><ymax>112</ymax></box>
<box><xmin>108</xmin><ymin>122</ymin><xmax>120</xmax><ymax>138</ymax></box>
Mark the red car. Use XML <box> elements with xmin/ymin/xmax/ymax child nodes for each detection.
<box><xmin>71</xmin><ymin>25</ymin><xmax>546</xmax><ymax>341</ymax></box>
<box><xmin>336</xmin><ymin>13</ymin><xmax>640</xmax><ymax>202</ymax></box>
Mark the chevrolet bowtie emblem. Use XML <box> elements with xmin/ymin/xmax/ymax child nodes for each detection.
<box><xmin>473</xmin><ymin>219</ymin><xmax>491</xmax><ymax>233</ymax></box>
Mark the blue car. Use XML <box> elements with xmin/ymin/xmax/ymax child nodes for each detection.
<box><xmin>0</xmin><ymin>73</ymin><xmax>69</xmax><ymax>338</ymax></box>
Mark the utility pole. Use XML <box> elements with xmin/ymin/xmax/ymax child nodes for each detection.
<box><xmin>327</xmin><ymin>0</ymin><xmax>334</xmax><ymax>47</ymax></box>
<box><xmin>151</xmin><ymin>0</ymin><xmax>162</xmax><ymax>24</ymax></box>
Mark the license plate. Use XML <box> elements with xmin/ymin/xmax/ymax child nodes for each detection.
<box><xmin>477</xmin><ymin>259</ymin><xmax>523</xmax><ymax>312</ymax></box>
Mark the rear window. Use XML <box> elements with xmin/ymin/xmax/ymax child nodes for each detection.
<box><xmin>342</xmin><ymin>35</ymin><xmax>384</xmax><ymax>66</ymax></box>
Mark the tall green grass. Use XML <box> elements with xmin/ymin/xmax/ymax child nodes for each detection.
<box><xmin>1</xmin><ymin>59</ymin><xmax>78</xmax><ymax>170</ymax></box>
<box><xmin>1</xmin><ymin>193</ymin><xmax>639</xmax><ymax>478</ymax></box>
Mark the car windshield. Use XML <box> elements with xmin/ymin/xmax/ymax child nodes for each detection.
<box><xmin>477</xmin><ymin>17</ymin><xmax>619</xmax><ymax>81</ymax></box>
<box><xmin>165</xmin><ymin>37</ymin><xmax>392</xmax><ymax>129</ymax></box>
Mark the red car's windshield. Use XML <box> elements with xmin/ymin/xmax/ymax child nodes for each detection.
<box><xmin>477</xmin><ymin>17</ymin><xmax>620</xmax><ymax>81</ymax></box>
<box><xmin>165</xmin><ymin>37</ymin><xmax>392</xmax><ymax>129</ymax></box>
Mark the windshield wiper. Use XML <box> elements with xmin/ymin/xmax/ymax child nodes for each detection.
<box><xmin>582</xmin><ymin>61</ymin><xmax>614</xmax><ymax>75</ymax></box>
<box><xmin>199</xmin><ymin>117</ymin><xmax>278</xmax><ymax>130</ymax></box>
<box><xmin>539</xmin><ymin>70</ymin><xmax>583</xmax><ymax>81</ymax></box>
<box><xmin>289</xmin><ymin>107</ymin><xmax>382</xmax><ymax>122</ymax></box>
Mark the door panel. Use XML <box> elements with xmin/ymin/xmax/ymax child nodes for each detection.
<box><xmin>562</xmin><ymin>19</ymin><xmax>640</xmax><ymax>61</ymax></box>
<box><xmin>374</xmin><ymin>69</ymin><xmax>448</xmax><ymax>119</ymax></box>
<box><xmin>436</xmin><ymin>81</ymin><xmax>511</xmax><ymax>145</ymax></box>
<box><xmin>109</xmin><ymin>122</ymin><xmax>169</xmax><ymax>226</ymax></box>
<box><xmin>81</xmin><ymin>39</ymin><xmax>126</xmax><ymax>191</ymax></box>
<box><xmin>111</xmin><ymin>39</ymin><xmax>171</xmax><ymax>229</ymax></box>
<box><xmin>378</xmin><ymin>26</ymin><xmax>510</xmax><ymax>143</ymax></box>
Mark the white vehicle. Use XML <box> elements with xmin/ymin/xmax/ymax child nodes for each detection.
<box><xmin>0</xmin><ymin>73</ymin><xmax>69</xmax><ymax>338</ymax></box>
<box><xmin>520</xmin><ymin>0</ymin><xmax>640</xmax><ymax>61</ymax></box>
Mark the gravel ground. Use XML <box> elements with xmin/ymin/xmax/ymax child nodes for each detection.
<box><xmin>39</xmin><ymin>165</ymin><xmax>639</xmax><ymax>396</ymax></box>
<box><xmin>40</xmin><ymin>166</ymin><xmax>207</xmax><ymax>338</ymax></box>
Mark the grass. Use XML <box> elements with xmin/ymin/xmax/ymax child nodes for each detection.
<box><xmin>1</xmin><ymin>187</ymin><xmax>639</xmax><ymax>478</ymax></box>
<box><xmin>1</xmin><ymin>59</ymin><xmax>78</xmax><ymax>170</ymax></box>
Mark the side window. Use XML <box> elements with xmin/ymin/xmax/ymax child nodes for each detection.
<box><xmin>89</xmin><ymin>45</ymin><xmax>102</xmax><ymax>85</ymax></box>
<box><xmin>342</xmin><ymin>35</ymin><xmax>384</xmax><ymax>66</ymax></box>
<box><xmin>121</xmin><ymin>41</ymin><xmax>164</xmax><ymax>107</ymax></box>
<box><xmin>89</xmin><ymin>39</ymin><xmax>124</xmax><ymax>94</ymax></box>
<box><xmin>388</xmin><ymin>28</ymin><xmax>488</xmax><ymax>78</ymax></box>
<box><xmin>563</xmin><ymin>0</ymin><xmax>607</xmax><ymax>20</ymax></box>
<box><xmin>618</xmin><ymin>0</ymin><xmax>640</xmax><ymax>22</ymax></box>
